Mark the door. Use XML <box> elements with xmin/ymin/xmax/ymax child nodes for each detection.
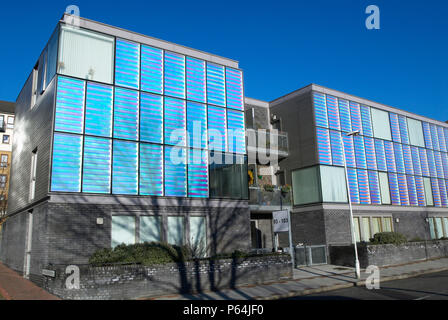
<box><xmin>23</xmin><ymin>212</ymin><xmax>33</xmax><ymax>279</ymax></box>
<box><xmin>189</xmin><ymin>216</ymin><xmax>207</xmax><ymax>258</ymax></box>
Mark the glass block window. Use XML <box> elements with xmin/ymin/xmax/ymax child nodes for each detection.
<box><xmin>338</xmin><ymin>99</ymin><xmax>351</xmax><ymax>132</ymax></box>
<box><xmin>364</xmin><ymin>137</ymin><xmax>377</xmax><ymax>170</ymax></box>
<box><xmin>51</xmin><ymin>133</ymin><xmax>82</xmax><ymax>192</ymax></box>
<box><xmin>164</xmin><ymin>97</ymin><xmax>186</xmax><ymax>146</ymax></box>
<box><xmin>227</xmin><ymin>110</ymin><xmax>246</xmax><ymax>154</ymax></box>
<box><xmin>55</xmin><ymin>76</ymin><xmax>85</xmax><ymax>134</ymax></box>
<box><xmin>422</xmin><ymin>122</ymin><xmax>433</xmax><ymax>149</ymax></box>
<box><xmin>208</xmin><ymin>106</ymin><xmax>227</xmax><ymax>152</ymax></box>
<box><xmin>164</xmin><ymin>51</ymin><xmax>185</xmax><ymax>99</ymax></box>
<box><xmin>115</xmin><ymin>39</ymin><xmax>140</xmax><ymax>89</ymax></box>
<box><xmin>374</xmin><ymin>139</ymin><xmax>387</xmax><ymax>171</ymax></box>
<box><xmin>347</xmin><ymin>168</ymin><xmax>360</xmax><ymax>204</ymax></box>
<box><xmin>330</xmin><ymin>131</ymin><xmax>344</xmax><ymax>166</ymax></box>
<box><xmin>186</xmin><ymin>57</ymin><xmax>206</xmax><ymax>103</ymax></box>
<box><xmin>112</xmin><ymin>140</ymin><xmax>138</xmax><ymax>195</ymax></box>
<box><xmin>411</xmin><ymin>147</ymin><xmax>422</xmax><ymax>176</ymax></box>
<box><xmin>206</xmin><ymin>63</ymin><xmax>226</xmax><ymax>107</ymax></box>
<box><xmin>313</xmin><ymin>92</ymin><xmax>328</xmax><ymax>128</ymax></box>
<box><xmin>82</xmin><ymin>136</ymin><xmax>111</xmax><ymax>193</ymax></box>
<box><xmin>368</xmin><ymin>170</ymin><xmax>381</xmax><ymax>204</ymax></box>
<box><xmin>360</xmin><ymin>105</ymin><xmax>373</xmax><ymax>137</ymax></box>
<box><xmin>343</xmin><ymin>135</ymin><xmax>356</xmax><ymax>168</ymax></box>
<box><xmin>141</xmin><ymin>45</ymin><xmax>163</xmax><ymax>94</ymax></box>
<box><xmin>164</xmin><ymin>146</ymin><xmax>187</xmax><ymax>197</ymax></box>
<box><xmin>139</xmin><ymin>143</ymin><xmax>163</xmax><ymax>196</ymax></box>
<box><xmin>398</xmin><ymin>115</ymin><xmax>409</xmax><ymax>145</ymax></box>
<box><xmin>188</xmin><ymin>148</ymin><xmax>209</xmax><ymax>198</ymax></box>
<box><xmin>415</xmin><ymin>176</ymin><xmax>426</xmax><ymax>206</ymax></box>
<box><xmin>357</xmin><ymin>169</ymin><xmax>371</xmax><ymax>204</ymax></box>
<box><xmin>85</xmin><ymin>82</ymin><xmax>113</xmax><ymax>137</ymax></box>
<box><xmin>316</xmin><ymin>128</ymin><xmax>332</xmax><ymax>165</ymax></box>
<box><xmin>371</xmin><ymin>108</ymin><xmax>391</xmax><ymax>140</ymax></box>
<box><xmin>402</xmin><ymin>145</ymin><xmax>414</xmax><ymax>175</ymax></box>
<box><xmin>187</xmin><ymin>101</ymin><xmax>207</xmax><ymax>149</ymax></box>
<box><xmin>354</xmin><ymin>135</ymin><xmax>367</xmax><ymax>169</ymax></box>
<box><xmin>407</xmin><ymin>175</ymin><xmax>418</xmax><ymax>206</ymax></box>
<box><xmin>326</xmin><ymin>95</ymin><xmax>340</xmax><ymax>130</ymax></box>
<box><xmin>388</xmin><ymin>173</ymin><xmax>400</xmax><ymax>205</ymax></box>
<box><xmin>349</xmin><ymin>102</ymin><xmax>362</xmax><ymax>132</ymax></box>
<box><xmin>225</xmin><ymin>67</ymin><xmax>244</xmax><ymax>110</ymax></box>
<box><xmin>140</xmin><ymin>92</ymin><xmax>163</xmax><ymax>144</ymax></box>
<box><xmin>113</xmin><ymin>88</ymin><xmax>139</xmax><ymax>140</ymax></box>
<box><xmin>390</xmin><ymin>113</ymin><xmax>401</xmax><ymax>143</ymax></box>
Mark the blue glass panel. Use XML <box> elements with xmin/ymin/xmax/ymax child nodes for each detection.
<box><xmin>112</xmin><ymin>140</ymin><xmax>138</xmax><ymax>195</ymax></box>
<box><xmin>164</xmin><ymin>51</ymin><xmax>185</xmax><ymax>99</ymax></box>
<box><xmin>343</xmin><ymin>135</ymin><xmax>356</xmax><ymax>168</ymax></box>
<box><xmin>85</xmin><ymin>82</ymin><xmax>113</xmax><ymax>137</ymax></box>
<box><xmin>164</xmin><ymin>146</ymin><xmax>187</xmax><ymax>197</ymax></box>
<box><xmin>357</xmin><ymin>169</ymin><xmax>371</xmax><ymax>204</ymax></box>
<box><xmin>431</xmin><ymin>178</ymin><xmax>442</xmax><ymax>207</ymax></box>
<box><xmin>330</xmin><ymin>131</ymin><xmax>344</xmax><ymax>166</ymax></box>
<box><xmin>208</xmin><ymin>106</ymin><xmax>227</xmax><ymax>152</ymax></box>
<box><xmin>141</xmin><ymin>45</ymin><xmax>163</xmax><ymax>94</ymax></box>
<box><xmin>394</xmin><ymin>143</ymin><xmax>405</xmax><ymax>174</ymax></box>
<box><xmin>438</xmin><ymin>126</ymin><xmax>447</xmax><ymax>152</ymax></box>
<box><xmin>316</xmin><ymin>128</ymin><xmax>332</xmax><ymax>165</ymax></box>
<box><xmin>388</xmin><ymin>173</ymin><xmax>401</xmax><ymax>205</ymax></box>
<box><xmin>186</xmin><ymin>57</ymin><xmax>206</xmax><ymax>103</ymax></box>
<box><xmin>338</xmin><ymin>99</ymin><xmax>351</xmax><ymax>132</ymax></box>
<box><xmin>439</xmin><ymin>179</ymin><xmax>448</xmax><ymax>207</ymax></box>
<box><xmin>164</xmin><ymin>97</ymin><xmax>186</xmax><ymax>146</ymax></box>
<box><xmin>427</xmin><ymin>150</ymin><xmax>437</xmax><ymax>177</ymax></box>
<box><xmin>349</xmin><ymin>102</ymin><xmax>362</xmax><ymax>132</ymax></box>
<box><xmin>187</xmin><ymin>101</ymin><xmax>207</xmax><ymax>149</ymax></box>
<box><xmin>140</xmin><ymin>92</ymin><xmax>163</xmax><ymax>144</ymax></box>
<box><xmin>51</xmin><ymin>133</ymin><xmax>82</xmax><ymax>192</ymax></box>
<box><xmin>326</xmin><ymin>95</ymin><xmax>340</xmax><ymax>130</ymax></box>
<box><xmin>360</xmin><ymin>105</ymin><xmax>373</xmax><ymax>137</ymax></box>
<box><xmin>402</xmin><ymin>145</ymin><xmax>414</xmax><ymax>175</ymax></box>
<box><xmin>206</xmin><ymin>63</ymin><xmax>225</xmax><ymax>107</ymax></box>
<box><xmin>374</xmin><ymin>139</ymin><xmax>387</xmax><ymax>171</ymax></box>
<box><xmin>227</xmin><ymin>109</ymin><xmax>245</xmax><ymax>154</ymax></box>
<box><xmin>398</xmin><ymin>115</ymin><xmax>409</xmax><ymax>145</ymax></box>
<box><xmin>368</xmin><ymin>170</ymin><xmax>381</xmax><ymax>204</ymax></box>
<box><xmin>415</xmin><ymin>176</ymin><xmax>426</xmax><ymax>206</ymax></box>
<box><xmin>364</xmin><ymin>137</ymin><xmax>377</xmax><ymax>170</ymax></box>
<box><xmin>411</xmin><ymin>147</ymin><xmax>422</xmax><ymax>176</ymax></box>
<box><xmin>225</xmin><ymin>67</ymin><xmax>244</xmax><ymax>110</ymax></box>
<box><xmin>422</xmin><ymin>122</ymin><xmax>433</xmax><ymax>149</ymax></box>
<box><xmin>82</xmin><ymin>136</ymin><xmax>111</xmax><ymax>193</ymax></box>
<box><xmin>354</xmin><ymin>136</ymin><xmax>366</xmax><ymax>169</ymax></box>
<box><xmin>188</xmin><ymin>148</ymin><xmax>208</xmax><ymax>198</ymax></box>
<box><xmin>113</xmin><ymin>88</ymin><xmax>139</xmax><ymax>140</ymax></box>
<box><xmin>442</xmin><ymin>153</ymin><xmax>448</xmax><ymax>179</ymax></box>
<box><xmin>115</xmin><ymin>39</ymin><xmax>140</xmax><ymax>89</ymax></box>
<box><xmin>55</xmin><ymin>76</ymin><xmax>85</xmax><ymax>134</ymax></box>
<box><xmin>407</xmin><ymin>175</ymin><xmax>418</xmax><ymax>206</ymax></box>
<box><xmin>397</xmin><ymin>174</ymin><xmax>409</xmax><ymax>206</ymax></box>
<box><xmin>313</xmin><ymin>92</ymin><xmax>328</xmax><ymax>128</ymax></box>
<box><xmin>347</xmin><ymin>168</ymin><xmax>359</xmax><ymax>204</ymax></box>
<box><xmin>434</xmin><ymin>151</ymin><xmax>444</xmax><ymax>178</ymax></box>
<box><xmin>389</xmin><ymin>113</ymin><xmax>401</xmax><ymax>143</ymax></box>
<box><xmin>430</xmin><ymin>124</ymin><xmax>440</xmax><ymax>151</ymax></box>
<box><xmin>419</xmin><ymin>148</ymin><xmax>430</xmax><ymax>176</ymax></box>
<box><xmin>139</xmin><ymin>143</ymin><xmax>163</xmax><ymax>196</ymax></box>
<box><xmin>384</xmin><ymin>141</ymin><xmax>396</xmax><ymax>172</ymax></box>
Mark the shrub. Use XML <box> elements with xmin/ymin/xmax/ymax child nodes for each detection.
<box><xmin>439</xmin><ymin>237</ymin><xmax>448</xmax><ymax>241</ymax></box>
<box><xmin>409</xmin><ymin>237</ymin><xmax>425</xmax><ymax>242</ymax></box>
<box><xmin>369</xmin><ymin>232</ymin><xmax>407</xmax><ymax>245</ymax></box>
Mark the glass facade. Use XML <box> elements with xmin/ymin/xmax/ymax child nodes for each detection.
<box><xmin>51</xmin><ymin>28</ymin><xmax>246</xmax><ymax>200</ymax></box>
<box><xmin>312</xmin><ymin>91</ymin><xmax>448</xmax><ymax>207</ymax></box>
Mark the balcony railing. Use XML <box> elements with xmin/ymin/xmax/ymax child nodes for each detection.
<box><xmin>248</xmin><ymin>186</ymin><xmax>292</xmax><ymax>210</ymax></box>
<box><xmin>246</xmin><ymin>129</ymin><xmax>289</xmax><ymax>159</ymax></box>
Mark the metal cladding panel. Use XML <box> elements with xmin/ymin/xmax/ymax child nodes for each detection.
<box><xmin>393</xmin><ymin>143</ymin><xmax>405</xmax><ymax>174</ymax></box>
<box><xmin>208</xmin><ymin>105</ymin><xmax>227</xmax><ymax>152</ymax></box>
<box><xmin>354</xmin><ymin>135</ymin><xmax>366</xmax><ymax>169</ymax></box>
<box><xmin>357</xmin><ymin>169</ymin><xmax>371</xmax><ymax>204</ymax></box>
<box><xmin>227</xmin><ymin>109</ymin><xmax>246</xmax><ymax>154</ymax></box>
<box><xmin>140</xmin><ymin>92</ymin><xmax>163</xmax><ymax>144</ymax></box>
<box><xmin>112</xmin><ymin>140</ymin><xmax>138</xmax><ymax>195</ymax></box>
<box><xmin>206</xmin><ymin>63</ymin><xmax>226</xmax><ymax>107</ymax></box>
<box><xmin>225</xmin><ymin>67</ymin><xmax>244</xmax><ymax>111</ymax></box>
<box><xmin>343</xmin><ymin>135</ymin><xmax>356</xmax><ymax>168</ymax></box>
<box><xmin>330</xmin><ymin>131</ymin><xmax>344</xmax><ymax>166</ymax></box>
<box><xmin>188</xmin><ymin>148</ymin><xmax>209</xmax><ymax>198</ymax></box>
<box><xmin>431</xmin><ymin>178</ymin><xmax>442</xmax><ymax>207</ymax></box>
<box><xmin>437</xmin><ymin>127</ymin><xmax>447</xmax><ymax>152</ymax></box>
<box><xmin>113</xmin><ymin>88</ymin><xmax>139</xmax><ymax>140</ymax></box>
<box><xmin>398</xmin><ymin>115</ymin><xmax>409</xmax><ymax>145</ymax></box>
<box><xmin>316</xmin><ymin>127</ymin><xmax>332</xmax><ymax>165</ymax></box>
<box><xmin>187</xmin><ymin>101</ymin><xmax>207</xmax><ymax>149</ymax></box>
<box><xmin>397</xmin><ymin>174</ymin><xmax>410</xmax><ymax>206</ymax></box>
<box><xmin>384</xmin><ymin>141</ymin><xmax>396</xmax><ymax>172</ymax></box>
<box><xmin>82</xmin><ymin>136</ymin><xmax>112</xmax><ymax>193</ymax></box>
<box><xmin>326</xmin><ymin>95</ymin><xmax>340</xmax><ymax>130</ymax></box>
<box><xmin>388</xmin><ymin>173</ymin><xmax>401</xmax><ymax>205</ymax></box>
<box><xmin>364</xmin><ymin>137</ymin><xmax>377</xmax><ymax>170</ymax></box>
<box><xmin>186</xmin><ymin>57</ymin><xmax>206</xmax><ymax>103</ymax></box>
<box><xmin>55</xmin><ymin>76</ymin><xmax>85</xmax><ymax>134</ymax></box>
<box><xmin>411</xmin><ymin>147</ymin><xmax>422</xmax><ymax>176</ymax></box>
<box><xmin>164</xmin><ymin>51</ymin><xmax>186</xmax><ymax>99</ymax></box>
<box><xmin>374</xmin><ymin>139</ymin><xmax>387</xmax><ymax>171</ymax></box>
<box><xmin>439</xmin><ymin>179</ymin><xmax>448</xmax><ymax>207</ymax></box>
<box><xmin>347</xmin><ymin>168</ymin><xmax>360</xmax><ymax>204</ymax></box>
<box><xmin>368</xmin><ymin>170</ymin><xmax>381</xmax><ymax>204</ymax></box>
<box><xmin>164</xmin><ymin>97</ymin><xmax>186</xmax><ymax>146</ymax></box>
<box><xmin>85</xmin><ymin>82</ymin><xmax>113</xmax><ymax>137</ymax></box>
<box><xmin>115</xmin><ymin>38</ymin><xmax>140</xmax><ymax>90</ymax></box>
<box><xmin>423</xmin><ymin>122</ymin><xmax>433</xmax><ymax>149</ymax></box>
<box><xmin>313</xmin><ymin>92</ymin><xmax>328</xmax><ymax>128</ymax></box>
<box><xmin>414</xmin><ymin>176</ymin><xmax>426</xmax><ymax>206</ymax></box>
<box><xmin>164</xmin><ymin>146</ymin><xmax>187</xmax><ymax>197</ymax></box>
<box><xmin>139</xmin><ymin>143</ymin><xmax>163</xmax><ymax>196</ymax></box>
<box><xmin>407</xmin><ymin>175</ymin><xmax>418</xmax><ymax>206</ymax></box>
<box><xmin>430</xmin><ymin>124</ymin><xmax>440</xmax><ymax>151</ymax></box>
<box><xmin>338</xmin><ymin>99</ymin><xmax>351</xmax><ymax>132</ymax></box>
<box><xmin>402</xmin><ymin>145</ymin><xmax>414</xmax><ymax>175</ymax></box>
<box><xmin>51</xmin><ymin>133</ymin><xmax>82</xmax><ymax>192</ymax></box>
<box><xmin>360</xmin><ymin>105</ymin><xmax>373</xmax><ymax>137</ymax></box>
<box><xmin>434</xmin><ymin>151</ymin><xmax>444</xmax><ymax>178</ymax></box>
<box><xmin>389</xmin><ymin>113</ymin><xmax>401</xmax><ymax>143</ymax></box>
<box><xmin>427</xmin><ymin>149</ymin><xmax>437</xmax><ymax>177</ymax></box>
<box><xmin>419</xmin><ymin>148</ymin><xmax>430</xmax><ymax>177</ymax></box>
<box><xmin>349</xmin><ymin>102</ymin><xmax>362</xmax><ymax>132</ymax></box>
<box><xmin>141</xmin><ymin>45</ymin><xmax>164</xmax><ymax>94</ymax></box>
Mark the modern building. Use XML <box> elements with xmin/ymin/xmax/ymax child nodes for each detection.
<box><xmin>270</xmin><ymin>84</ymin><xmax>448</xmax><ymax>248</ymax></box>
<box><xmin>0</xmin><ymin>14</ymin><xmax>250</xmax><ymax>282</ymax></box>
<box><xmin>0</xmin><ymin>101</ymin><xmax>15</xmax><ymax>216</ymax></box>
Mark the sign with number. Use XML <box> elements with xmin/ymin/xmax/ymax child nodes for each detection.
<box><xmin>273</xmin><ymin>210</ymin><xmax>289</xmax><ymax>233</ymax></box>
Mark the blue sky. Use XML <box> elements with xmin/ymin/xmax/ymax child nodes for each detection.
<box><xmin>1</xmin><ymin>0</ymin><xmax>447</xmax><ymax>121</ymax></box>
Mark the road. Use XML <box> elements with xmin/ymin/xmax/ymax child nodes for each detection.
<box><xmin>287</xmin><ymin>270</ymin><xmax>448</xmax><ymax>300</ymax></box>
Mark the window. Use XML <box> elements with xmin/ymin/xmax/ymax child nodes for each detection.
<box><xmin>82</xmin><ymin>137</ymin><xmax>111</xmax><ymax>193</ymax></box>
<box><xmin>37</xmin><ymin>50</ymin><xmax>47</xmax><ymax>95</ymax></box>
<box><xmin>353</xmin><ymin>217</ymin><xmax>361</xmax><ymax>243</ymax></box>
<box><xmin>140</xmin><ymin>93</ymin><xmax>163</xmax><ymax>144</ymax></box>
<box><xmin>371</xmin><ymin>217</ymin><xmax>382</xmax><ymax>235</ymax></box>
<box><xmin>6</xmin><ymin>117</ymin><xmax>14</xmax><ymax>129</ymax></box>
<box><xmin>187</xmin><ymin>101</ymin><xmax>207</xmax><ymax>149</ymax></box>
<box><xmin>164</xmin><ymin>97</ymin><xmax>186</xmax><ymax>146</ymax></box>
<box><xmin>140</xmin><ymin>216</ymin><xmax>162</xmax><ymax>243</ymax></box>
<box><xmin>189</xmin><ymin>216</ymin><xmax>207</xmax><ymax>257</ymax></box>
<box><xmin>140</xmin><ymin>143</ymin><xmax>164</xmax><ymax>196</ymax></box>
<box><xmin>208</xmin><ymin>106</ymin><xmax>227</xmax><ymax>152</ymax></box>
<box><xmin>320</xmin><ymin>165</ymin><xmax>347</xmax><ymax>203</ymax></box>
<box><xmin>378</xmin><ymin>172</ymin><xmax>391</xmax><ymax>204</ymax></box>
<box><xmin>46</xmin><ymin>28</ymin><xmax>59</xmax><ymax>86</ymax></box>
<box><xmin>0</xmin><ymin>155</ymin><xmax>8</xmax><ymax>167</ymax></box>
<box><xmin>58</xmin><ymin>25</ymin><xmax>114</xmax><ymax>84</ymax></box>
<box><xmin>164</xmin><ymin>146</ymin><xmax>187</xmax><ymax>197</ymax></box>
<box><xmin>0</xmin><ymin>175</ymin><xmax>6</xmax><ymax>189</ymax></box>
<box><xmin>423</xmin><ymin>177</ymin><xmax>434</xmax><ymax>206</ymax></box>
<box><xmin>55</xmin><ymin>76</ymin><xmax>85</xmax><ymax>134</ymax></box>
<box><xmin>371</xmin><ymin>108</ymin><xmax>392</xmax><ymax>140</ymax></box>
<box><xmin>206</xmin><ymin>63</ymin><xmax>225</xmax><ymax>107</ymax></box>
<box><xmin>291</xmin><ymin>166</ymin><xmax>320</xmax><ymax>205</ymax></box>
<box><xmin>0</xmin><ymin>116</ymin><xmax>4</xmax><ymax>131</ymax></box>
<box><xmin>115</xmin><ymin>39</ymin><xmax>140</xmax><ymax>89</ymax></box>
<box><xmin>85</xmin><ymin>83</ymin><xmax>113</xmax><ymax>137</ymax></box>
<box><xmin>111</xmin><ymin>216</ymin><xmax>135</xmax><ymax>248</ymax></box>
<box><xmin>164</xmin><ymin>51</ymin><xmax>185</xmax><ymax>99</ymax></box>
<box><xmin>227</xmin><ymin>110</ymin><xmax>245</xmax><ymax>154</ymax></box>
<box><xmin>358</xmin><ymin>216</ymin><xmax>393</xmax><ymax>241</ymax></box>
<box><xmin>407</xmin><ymin>118</ymin><xmax>425</xmax><ymax>147</ymax></box>
<box><xmin>382</xmin><ymin>217</ymin><xmax>393</xmax><ymax>232</ymax></box>
<box><xmin>167</xmin><ymin>216</ymin><xmax>185</xmax><ymax>246</ymax></box>
<box><xmin>188</xmin><ymin>149</ymin><xmax>209</xmax><ymax>198</ymax></box>
<box><xmin>51</xmin><ymin>133</ymin><xmax>82</xmax><ymax>192</ymax></box>
<box><xmin>141</xmin><ymin>45</ymin><xmax>164</xmax><ymax>94</ymax></box>
<box><xmin>113</xmin><ymin>88</ymin><xmax>139</xmax><ymax>140</ymax></box>
<box><xmin>186</xmin><ymin>57</ymin><xmax>206</xmax><ymax>103</ymax></box>
<box><xmin>361</xmin><ymin>217</ymin><xmax>371</xmax><ymax>241</ymax></box>
<box><xmin>225</xmin><ymin>68</ymin><xmax>244</xmax><ymax>111</ymax></box>
<box><xmin>29</xmin><ymin>149</ymin><xmax>37</xmax><ymax>200</ymax></box>
<box><xmin>31</xmin><ymin>64</ymin><xmax>39</xmax><ymax>108</ymax></box>
<box><xmin>428</xmin><ymin>217</ymin><xmax>447</xmax><ymax>240</ymax></box>
<box><xmin>112</xmin><ymin>140</ymin><xmax>138</xmax><ymax>195</ymax></box>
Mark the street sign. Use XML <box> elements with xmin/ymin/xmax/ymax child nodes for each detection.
<box><xmin>273</xmin><ymin>210</ymin><xmax>289</xmax><ymax>233</ymax></box>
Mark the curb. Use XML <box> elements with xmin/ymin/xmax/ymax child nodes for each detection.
<box><xmin>255</xmin><ymin>283</ymin><xmax>355</xmax><ymax>300</ymax></box>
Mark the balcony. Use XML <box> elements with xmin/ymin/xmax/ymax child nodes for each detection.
<box><xmin>248</xmin><ymin>186</ymin><xmax>292</xmax><ymax>212</ymax></box>
<box><xmin>246</xmin><ymin>129</ymin><xmax>289</xmax><ymax>160</ymax></box>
